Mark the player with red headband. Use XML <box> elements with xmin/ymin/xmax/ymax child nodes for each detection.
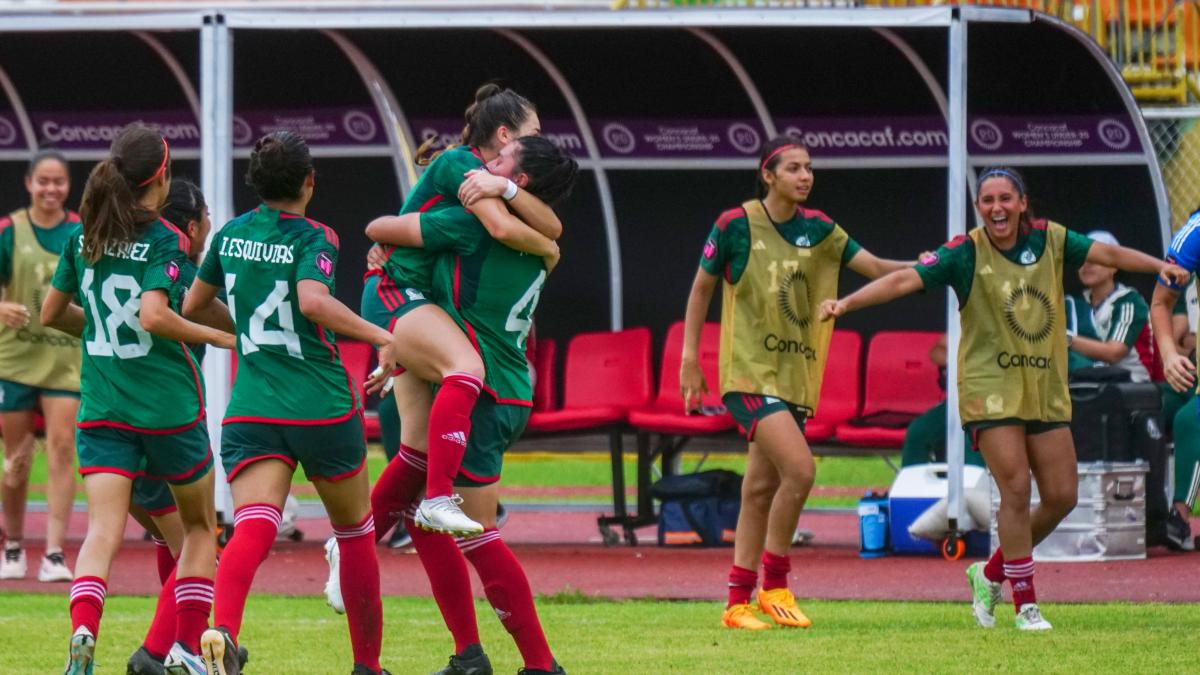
<box><xmin>41</xmin><ymin>123</ymin><xmax>236</xmax><ymax>674</ymax></box>
<box><xmin>680</xmin><ymin>134</ymin><xmax>912</xmax><ymax>630</ymax></box>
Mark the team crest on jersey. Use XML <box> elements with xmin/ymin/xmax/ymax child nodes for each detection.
<box><xmin>919</xmin><ymin>252</ymin><xmax>938</xmax><ymax>266</ymax></box>
<box><xmin>794</xmin><ymin>235</ymin><xmax>810</xmax><ymax>247</ymax></box>
<box><xmin>703</xmin><ymin>238</ymin><xmax>717</xmax><ymax>260</ymax></box>
<box><xmin>164</xmin><ymin>260</ymin><xmax>180</xmax><ymax>283</ymax></box>
<box><xmin>406</xmin><ymin>289</ymin><xmax>426</xmax><ymax>301</ymax></box>
<box><xmin>315</xmin><ymin>251</ymin><xmax>334</xmax><ymax>278</ymax></box>
<box><xmin>1019</xmin><ymin>249</ymin><xmax>1036</xmax><ymax>264</ymax></box>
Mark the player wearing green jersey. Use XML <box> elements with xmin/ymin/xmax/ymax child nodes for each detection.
<box><xmin>371</xmin><ymin>84</ymin><xmax>563</xmax><ymax>540</ymax></box>
<box><xmin>40</xmin><ymin>125</ymin><xmax>235</xmax><ymax>675</ymax></box>
<box><xmin>183</xmin><ymin>131</ymin><xmax>395</xmax><ymax>675</ymax></box>
<box><xmin>680</xmin><ymin>136</ymin><xmax>913</xmax><ymax>632</ymax></box>
<box><xmin>823</xmin><ymin>167</ymin><xmax>1189</xmax><ymax>631</ymax></box>
<box><xmin>0</xmin><ymin>151</ymin><xmax>80</xmax><ymax>585</ymax></box>
<box><xmin>364</xmin><ymin>135</ymin><xmax>577</xmax><ymax>675</ymax></box>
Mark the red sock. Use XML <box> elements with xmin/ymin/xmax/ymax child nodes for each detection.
<box><xmin>1004</xmin><ymin>557</ymin><xmax>1036</xmax><ymax>610</ymax></box>
<box><xmin>69</xmin><ymin>576</ymin><xmax>107</xmax><ymax>638</ymax></box>
<box><xmin>143</xmin><ymin>568</ymin><xmax>177</xmax><ymax>658</ymax></box>
<box><xmin>407</xmin><ymin>516</ymin><xmax>480</xmax><ymax>654</ymax></box>
<box><xmin>371</xmin><ymin>447</ymin><xmax>427</xmax><ymax>542</ymax></box>
<box><xmin>175</xmin><ymin>576</ymin><xmax>214</xmax><ymax>653</ymax></box>
<box><xmin>462</xmin><ymin>530</ymin><xmax>554</xmax><ymax>672</ymax></box>
<box><xmin>333</xmin><ymin>514</ymin><xmax>382</xmax><ymax>672</ymax></box>
<box><xmin>760</xmin><ymin>551</ymin><xmax>791</xmax><ymax>592</ymax></box>
<box><xmin>727</xmin><ymin>565</ymin><xmax>757</xmax><ymax>608</ymax></box>
<box><xmin>153</xmin><ymin>536</ymin><xmax>176</xmax><ymax>585</ymax></box>
<box><xmin>983</xmin><ymin>548</ymin><xmax>1006</xmax><ymax>584</ymax></box>
<box><xmin>426</xmin><ymin>373</ymin><xmax>483</xmax><ymax>498</ymax></box>
<box><xmin>213</xmin><ymin>503</ymin><xmax>281</xmax><ymax>641</ymax></box>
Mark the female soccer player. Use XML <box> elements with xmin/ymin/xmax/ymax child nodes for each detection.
<box><xmin>681</xmin><ymin>135</ymin><xmax>911</xmax><ymax>631</ymax></box>
<box><xmin>1064</xmin><ymin>230</ymin><xmax>1152</xmax><ymax>381</ymax></box>
<box><xmin>368</xmin><ymin>82</ymin><xmax>562</xmax><ymax>540</ymax></box>
<box><xmin>366</xmin><ymin>134</ymin><xmax>577</xmax><ymax>675</ymax></box>
<box><xmin>824</xmin><ymin>167</ymin><xmax>1188</xmax><ymax>630</ymax></box>
<box><xmin>0</xmin><ymin>150</ymin><xmax>81</xmax><ymax>583</ymax></box>
<box><xmin>183</xmin><ymin>131</ymin><xmax>395</xmax><ymax>675</ymax></box>
<box><xmin>40</xmin><ymin>124</ymin><xmax>234</xmax><ymax>674</ymax></box>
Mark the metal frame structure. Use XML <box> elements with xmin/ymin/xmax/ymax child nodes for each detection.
<box><xmin>0</xmin><ymin>2</ymin><xmax>1171</xmax><ymax>540</ymax></box>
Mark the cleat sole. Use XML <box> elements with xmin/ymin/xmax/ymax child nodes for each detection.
<box><xmin>200</xmin><ymin>629</ymin><xmax>228</xmax><ymax>675</ymax></box>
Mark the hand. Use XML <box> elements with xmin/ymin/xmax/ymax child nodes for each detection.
<box><xmin>365</xmin><ymin>244</ymin><xmax>386</xmax><ymax>271</ymax></box>
<box><xmin>543</xmin><ymin>245</ymin><xmax>561</xmax><ymax>274</ymax></box>
<box><xmin>366</xmin><ymin>366</ymin><xmax>395</xmax><ymax>396</ymax></box>
<box><xmin>0</xmin><ymin>302</ymin><xmax>30</xmax><ymax>329</ymax></box>
<box><xmin>214</xmin><ymin>331</ymin><xmax>237</xmax><ymax>351</ymax></box>
<box><xmin>679</xmin><ymin>359</ymin><xmax>708</xmax><ymax>413</ymax></box>
<box><xmin>1163</xmin><ymin>352</ymin><xmax>1196</xmax><ymax>393</ymax></box>
<box><xmin>818</xmin><ymin>299</ymin><xmax>845</xmax><ymax>322</ymax></box>
<box><xmin>366</xmin><ymin>340</ymin><xmax>398</xmax><ymax>395</ymax></box>
<box><xmin>1159</xmin><ymin>263</ymin><xmax>1191</xmax><ymax>289</ymax></box>
<box><xmin>458</xmin><ymin>170</ymin><xmax>510</xmax><ymax>206</ymax></box>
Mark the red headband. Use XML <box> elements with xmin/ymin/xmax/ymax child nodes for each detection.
<box><xmin>137</xmin><ymin>137</ymin><xmax>170</xmax><ymax>188</ymax></box>
<box><xmin>760</xmin><ymin>143</ymin><xmax>798</xmax><ymax>173</ymax></box>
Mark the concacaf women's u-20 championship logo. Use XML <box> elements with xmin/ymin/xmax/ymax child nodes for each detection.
<box><xmin>1004</xmin><ymin>285</ymin><xmax>1055</xmax><ymax>343</ymax></box>
<box><xmin>777</xmin><ymin>268</ymin><xmax>813</xmax><ymax>329</ymax></box>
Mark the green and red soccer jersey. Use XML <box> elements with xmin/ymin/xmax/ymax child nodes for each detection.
<box><xmin>198</xmin><ymin>205</ymin><xmax>359</xmax><ymax>424</ymax></box>
<box><xmin>699</xmin><ymin>205</ymin><xmax>861</xmax><ymax>283</ymax></box>
<box><xmin>381</xmin><ymin>145</ymin><xmax>484</xmax><ymax>298</ymax></box>
<box><xmin>0</xmin><ymin>209</ymin><xmax>80</xmax><ymax>285</ymax></box>
<box><xmin>424</xmin><ymin>206</ymin><xmax>545</xmax><ymax>405</ymax></box>
<box><xmin>51</xmin><ymin>218</ymin><xmax>204</xmax><ymax>431</ymax></box>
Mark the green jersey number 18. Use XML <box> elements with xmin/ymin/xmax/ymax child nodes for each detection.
<box><xmin>81</xmin><ymin>268</ymin><xmax>152</xmax><ymax>359</ymax></box>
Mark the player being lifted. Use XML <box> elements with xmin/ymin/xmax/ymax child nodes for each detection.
<box><xmin>363</xmin><ymin>134</ymin><xmax>576</xmax><ymax>675</ymax></box>
<box><xmin>41</xmin><ymin>124</ymin><xmax>235</xmax><ymax>674</ymax></box>
<box><xmin>182</xmin><ymin>131</ymin><xmax>395</xmax><ymax>675</ymax></box>
<box><xmin>822</xmin><ymin>167</ymin><xmax>1188</xmax><ymax>630</ymax></box>
<box><xmin>681</xmin><ymin>135</ymin><xmax>912</xmax><ymax>631</ymax></box>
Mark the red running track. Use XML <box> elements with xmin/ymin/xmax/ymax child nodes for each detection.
<box><xmin>3</xmin><ymin>511</ymin><xmax>1198</xmax><ymax>603</ymax></box>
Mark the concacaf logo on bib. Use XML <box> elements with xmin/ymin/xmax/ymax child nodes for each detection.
<box><xmin>1003</xmin><ymin>284</ymin><xmax>1054</xmax><ymax>344</ymax></box>
<box><xmin>777</xmin><ymin>268</ymin><xmax>814</xmax><ymax>330</ymax></box>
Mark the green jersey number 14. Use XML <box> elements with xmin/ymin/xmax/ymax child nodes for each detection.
<box><xmin>81</xmin><ymin>268</ymin><xmax>152</xmax><ymax>359</ymax></box>
<box><xmin>226</xmin><ymin>273</ymin><xmax>303</xmax><ymax>359</ymax></box>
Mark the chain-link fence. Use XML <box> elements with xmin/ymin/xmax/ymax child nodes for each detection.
<box><xmin>1146</xmin><ymin>107</ymin><xmax>1200</xmax><ymax>230</ymax></box>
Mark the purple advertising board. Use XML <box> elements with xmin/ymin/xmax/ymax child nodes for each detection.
<box><xmin>966</xmin><ymin>115</ymin><xmax>1142</xmax><ymax>155</ymax></box>
<box><xmin>0</xmin><ymin>113</ymin><xmax>22</xmax><ymax>150</ymax></box>
<box><xmin>409</xmin><ymin>117</ymin><xmax>585</xmax><ymax>155</ymax></box>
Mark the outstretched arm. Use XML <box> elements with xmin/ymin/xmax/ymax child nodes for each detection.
<box><xmin>1151</xmin><ymin>281</ymin><xmax>1195</xmax><ymax>393</ymax></box>
<box><xmin>365</xmin><ymin>214</ymin><xmax>423</xmax><ymax>248</ymax></box>
<box><xmin>819</xmin><ymin>268</ymin><xmax>926</xmax><ymax>321</ymax></box>
<box><xmin>296</xmin><ymin>280</ymin><xmax>396</xmax><ymax>393</ymax></box>
<box><xmin>141</xmin><ymin>289</ymin><xmax>236</xmax><ymax>349</ymax></box>
<box><xmin>680</xmin><ymin>268</ymin><xmax>719</xmax><ymax>412</ymax></box>
<box><xmin>845</xmin><ymin>249</ymin><xmax>915</xmax><ymax>280</ymax></box>
<box><xmin>1087</xmin><ymin>241</ymin><xmax>1190</xmax><ymax>285</ymax></box>
<box><xmin>39</xmin><ymin>287</ymin><xmax>85</xmax><ymax>337</ymax></box>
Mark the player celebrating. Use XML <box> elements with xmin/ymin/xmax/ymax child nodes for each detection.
<box><xmin>182</xmin><ymin>131</ymin><xmax>395</xmax><ymax>675</ymax></box>
<box><xmin>364</xmin><ymin>135</ymin><xmax>576</xmax><ymax>675</ymax></box>
<box><xmin>681</xmin><ymin>135</ymin><xmax>911</xmax><ymax>631</ymax></box>
<box><xmin>0</xmin><ymin>150</ymin><xmax>81</xmax><ymax>584</ymax></box>
<box><xmin>822</xmin><ymin>167</ymin><xmax>1188</xmax><ymax>630</ymax></box>
<box><xmin>40</xmin><ymin>124</ymin><xmax>234</xmax><ymax>675</ymax></box>
<box><xmin>367</xmin><ymin>83</ymin><xmax>562</xmax><ymax>540</ymax></box>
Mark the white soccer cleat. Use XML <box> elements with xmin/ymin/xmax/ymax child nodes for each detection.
<box><xmin>414</xmin><ymin>495</ymin><xmax>484</xmax><ymax>537</ymax></box>
<box><xmin>1</xmin><ymin>545</ymin><xmax>27</xmax><ymax>579</ymax></box>
<box><xmin>1015</xmin><ymin>603</ymin><xmax>1053</xmax><ymax>631</ymax></box>
<box><xmin>39</xmin><ymin>552</ymin><xmax>73</xmax><ymax>582</ymax></box>
<box><xmin>163</xmin><ymin>641</ymin><xmax>208</xmax><ymax>675</ymax></box>
<box><xmin>62</xmin><ymin>626</ymin><xmax>95</xmax><ymax>675</ymax></box>
<box><xmin>323</xmin><ymin>536</ymin><xmax>345</xmax><ymax>615</ymax></box>
<box><xmin>966</xmin><ymin>561</ymin><xmax>1002</xmax><ymax>629</ymax></box>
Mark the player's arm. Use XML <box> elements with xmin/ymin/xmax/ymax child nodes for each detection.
<box><xmin>140</xmin><ymin>289</ymin><xmax>235</xmax><ymax>349</ymax></box>
<box><xmin>1152</xmin><ymin>281</ymin><xmax>1194</xmax><ymax>393</ymax></box>
<box><xmin>1068</xmin><ymin>333</ymin><xmax>1131</xmax><ymax>364</ymax></box>
<box><xmin>185</xmin><ymin>286</ymin><xmax>235</xmax><ymax>334</ymax></box>
<box><xmin>845</xmin><ymin>249</ymin><xmax>915</xmax><ymax>280</ymax></box>
<box><xmin>1087</xmin><ymin>240</ymin><xmax>1190</xmax><ymax>285</ymax></box>
<box><xmin>39</xmin><ymin>287</ymin><xmax>84</xmax><ymax>337</ymax></box>
<box><xmin>469</xmin><ymin>197</ymin><xmax>560</xmax><ymax>257</ymax></box>
<box><xmin>459</xmin><ymin>169</ymin><xmax>563</xmax><ymax>239</ymax></box>
<box><xmin>296</xmin><ymin>280</ymin><xmax>395</xmax><ymax>392</ymax></box>
<box><xmin>681</xmin><ymin>267</ymin><xmax>719</xmax><ymax>412</ymax></box>
<box><xmin>820</xmin><ymin>268</ymin><xmax>926</xmax><ymax>321</ymax></box>
<box><xmin>365</xmin><ymin>214</ymin><xmax>423</xmax><ymax>248</ymax></box>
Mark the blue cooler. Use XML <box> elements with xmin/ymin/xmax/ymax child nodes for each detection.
<box><xmin>858</xmin><ymin>491</ymin><xmax>889</xmax><ymax>558</ymax></box>
<box><xmin>889</xmin><ymin>463</ymin><xmax>987</xmax><ymax>555</ymax></box>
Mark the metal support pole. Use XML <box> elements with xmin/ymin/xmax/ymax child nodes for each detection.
<box><xmin>945</xmin><ymin>10</ymin><xmax>968</xmax><ymax>537</ymax></box>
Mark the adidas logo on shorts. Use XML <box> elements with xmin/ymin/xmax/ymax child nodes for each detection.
<box><xmin>442</xmin><ymin>431</ymin><xmax>468</xmax><ymax>447</ymax></box>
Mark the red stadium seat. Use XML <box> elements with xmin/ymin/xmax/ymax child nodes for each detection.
<box><xmin>804</xmin><ymin>329</ymin><xmax>862</xmax><ymax>442</ymax></box>
<box><xmin>834</xmin><ymin>331</ymin><xmax>943</xmax><ymax>447</ymax></box>
<box><xmin>526</xmin><ymin>328</ymin><xmax>653</xmax><ymax>433</ymax></box>
<box><xmin>337</xmin><ymin>340</ymin><xmax>380</xmax><ymax>441</ymax></box>
<box><xmin>529</xmin><ymin>337</ymin><xmax>559</xmax><ymax>413</ymax></box>
<box><xmin>627</xmin><ymin>321</ymin><xmax>734</xmax><ymax>436</ymax></box>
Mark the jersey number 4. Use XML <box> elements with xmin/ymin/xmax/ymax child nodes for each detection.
<box><xmin>226</xmin><ymin>274</ymin><xmax>303</xmax><ymax>359</ymax></box>
<box><xmin>81</xmin><ymin>270</ymin><xmax>152</xmax><ymax>359</ymax></box>
<box><xmin>505</xmin><ymin>270</ymin><xmax>546</xmax><ymax>350</ymax></box>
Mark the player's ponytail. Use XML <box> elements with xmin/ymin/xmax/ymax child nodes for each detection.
<box><xmin>755</xmin><ymin>134</ymin><xmax>806</xmax><ymax>200</ymax></box>
<box><xmin>79</xmin><ymin>123</ymin><xmax>169</xmax><ymax>263</ymax></box>
<box><xmin>464</xmin><ymin>82</ymin><xmax>534</xmax><ymax>151</ymax></box>
<box><xmin>513</xmin><ymin>136</ymin><xmax>579</xmax><ymax>206</ymax></box>
<box><xmin>246</xmin><ymin>131</ymin><xmax>313</xmax><ymax>201</ymax></box>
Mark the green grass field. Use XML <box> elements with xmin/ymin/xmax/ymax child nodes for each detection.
<box><xmin>15</xmin><ymin>446</ymin><xmax>897</xmax><ymax>509</ymax></box>
<box><xmin>1</xmin><ymin>593</ymin><xmax>1196</xmax><ymax>674</ymax></box>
